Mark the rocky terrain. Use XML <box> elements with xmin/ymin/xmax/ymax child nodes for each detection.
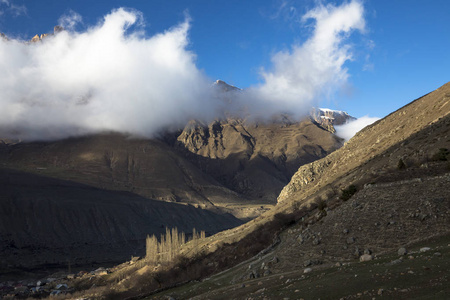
<box><xmin>130</xmin><ymin>82</ymin><xmax>449</xmax><ymax>299</ymax></box>
<box><xmin>1</xmin><ymin>81</ymin><xmax>448</xmax><ymax>298</ymax></box>
<box><xmin>0</xmin><ymin>75</ymin><xmax>352</xmax><ymax>280</ymax></box>
<box><xmin>176</xmin><ymin>116</ymin><xmax>343</xmax><ymax>203</ymax></box>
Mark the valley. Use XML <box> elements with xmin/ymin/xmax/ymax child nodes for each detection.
<box><xmin>0</xmin><ymin>82</ymin><xmax>352</xmax><ymax>284</ymax></box>
<box><xmin>0</xmin><ymin>1</ymin><xmax>449</xmax><ymax>298</ymax></box>
<box><xmin>0</xmin><ymin>82</ymin><xmax>447</xmax><ymax>299</ymax></box>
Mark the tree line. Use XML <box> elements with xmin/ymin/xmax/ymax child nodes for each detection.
<box><xmin>146</xmin><ymin>227</ymin><xmax>205</xmax><ymax>264</ymax></box>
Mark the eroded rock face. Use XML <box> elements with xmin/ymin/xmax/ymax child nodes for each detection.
<box><xmin>177</xmin><ymin>117</ymin><xmax>343</xmax><ymax>202</ymax></box>
<box><xmin>310</xmin><ymin>108</ymin><xmax>356</xmax><ymax>133</ymax></box>
<box><xmin>277</xmin><ymin>157</ymin><xmax>332</xmax><ymax>203</ymax></box>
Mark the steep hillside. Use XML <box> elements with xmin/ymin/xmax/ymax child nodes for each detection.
<box><xmin>176</xmin><ymin>117</ymin><xmax>342</xmax><ymax>202</ymax></box>
<box><xmin>0</xmin><ymin>168</ymin><xmax>242</xmax><ymax>271</ymax></box>
<box><xmin>4</xmin><ymin>84</ymin><xmax>448</xmax><ymax>299</ymax></box>
<box><xmin>138</xmin><ymin>82</ymin><xmax>450</xmax><ymax>299</ymax></box>
<box><xmin>277</xmin><ymin>82</ymin><xmax>450</xmax><ymax>204</ymax></box>
<box><xmin>142</xmin><ymin>85</ymin><xmax>450</xmax><ymax>300</ymax></box>
<box><xmin>182</xmin><ymin>82</ymin><xmax>450</xmax><ymax>250</ymax></box>
<box><xmin>0</xmin><ymin>134</ymin><xmax>246</xmax><ymax>208</ymax></box>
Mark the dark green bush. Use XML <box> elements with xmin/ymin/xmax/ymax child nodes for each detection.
<box><xmin>397</xmin><ymin>158</ymin><xmax>406</xmax><ymax>169</ymax></box>
<box><xmin>432</xmin><ymin>148</ymin><xmax>449</xmax><ymax>161</ymax></box>
<box><xmin>340</xmin><ymin>185</ymin><xmax>357</xmax><ymax>201</ymax></box>
<box><xmin>315</xmin><ymin>198</ymin><xmax>327</xmax><ymax>211</ymax></box>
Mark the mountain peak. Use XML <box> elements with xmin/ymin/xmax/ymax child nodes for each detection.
<box><xmin>310</xmin><ymin>107</ymin><xmax>356</xmax><ymax>133</ymax></box>
<box><xmin>213</xmin><ymin>80</ymin><xmax>241</xmax><ymax>92</ymax></box>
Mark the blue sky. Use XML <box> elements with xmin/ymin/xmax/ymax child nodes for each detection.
<box><xmin>0</xmin><ymin>0</ymin><xmax>449</xmax><ymax>129</ymax></box>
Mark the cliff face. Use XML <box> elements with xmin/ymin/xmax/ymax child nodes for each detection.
<box><xmin>176</xmin><ymin>117</ymin><xmax>343</xmax><ymax>202</ymax></box>
<box><xmin>310</xmin><ymin>108</ymin><xmax>356</xmax><ymax>133</ymax></box>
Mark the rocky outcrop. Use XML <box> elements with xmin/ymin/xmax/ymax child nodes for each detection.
<box><xmin>29</xmin><ymin>26</ymin><xmax>64</xmax><ymax>43</ymax></box>
<box><xmin>310</xmin><ymin>108</ymin><xmax>356</xmax><ymax>133</ymax></box>
<box><xmin>277</xmin><ymin>157</ymin><xmax>333</xmax><ymax>203</ymax></box>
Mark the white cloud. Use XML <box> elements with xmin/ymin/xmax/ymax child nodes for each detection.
<box><xmin>0</xmin><ymin>8</ymin><xmax>214</xmax><ymax>140</ymax></box>
<box><xmin>335</xmin><ymin>116</ymin><xmax>380</xmax><ymax>141</ymax></box>
<box><xmin>0</xmin><ymin>1</ymin><xmax>368</xmax><ymax>141</ymax></box>
<box><xmin>245</xmin><ymin>0</ymin><xmax>365</xmax><ymax>117</ymax></box>
<box><xmin>58</xmin><ymin>10</ymin><xmax>83</xmax><ymax>31</ymax></box>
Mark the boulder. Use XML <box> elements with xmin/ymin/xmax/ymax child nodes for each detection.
<box><xmin>359</xmin><ymin>254</ymin><xmax>373</xmax><ymax>262</ymax></box>
<box><xmin>398</xmin><ymin>247</ymin><xmax>407</xmax><ymax>256</ymax></box>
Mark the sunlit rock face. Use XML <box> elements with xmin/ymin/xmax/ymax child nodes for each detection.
<box><xmin>310</xmin><ymin>108</ymin><xmax>356</xmax><ymax>133</ymax></box>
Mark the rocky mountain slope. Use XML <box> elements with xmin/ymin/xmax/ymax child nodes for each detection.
<box><xmin>176</xmin><ymin>116</ymin><xmax>342</xmax><ymax>202</ymax></box>
<box><xmin>2</xmin><ymin>78</ymin><xmax>448</xmax><ymax>298</ymax></box>
<box><xmin>0</xmin><ymin>134</ymin><xmax>244</xmax><ymax>208</ymax></box>
<box><xmin>144</xmin><ymin>82</ymin><xmax>450</xmax><ymax>299</ymax></box>
<box><xmin>0</xmin><ymin>81</ymin><xmax>349</xmax><ymax>212</ymax></box>
<box><xmin>214</xmin><ymin>82</ymin><xmax>450</xmax><ymax>246</ymax></box>
<box><xmin>0</xmin><ymin>78</ymin><xmax>349</xmax><ymax>273</ymax></box>
<box><xmin>277</xmin><ymin>83</ymin><xmax>450</xmax><ymax>204</ymax></box>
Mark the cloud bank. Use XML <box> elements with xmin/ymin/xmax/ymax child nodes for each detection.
<box><xmin>0</xmin><ymin>8</ymin><xmax>214</xmax><ymax>140</ymax></box>
<box><xmin>335</xmin><ymin>116</ymin><xmax>380</xmax><ymax>141</ymax></box>
<box><xmin>0</xmin><ymin>1</ymin><xmax>366</xmax><ymax>141</ymax></box>
<box><xmin>246</xmin><ymin>0</ymin><xmax>365</xmax><ymax>116</ymax></box>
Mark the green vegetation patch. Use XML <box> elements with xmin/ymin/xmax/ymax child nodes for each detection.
<box><xmin>340</xmin><ymin>184</ymin><xmax>357</xmax><ymax>201</ymax></box>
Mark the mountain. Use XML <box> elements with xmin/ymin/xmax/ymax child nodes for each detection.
<box><xmin>0</xmin><ymin>79</ymin><xmax>352</xmax><ymax>273</ymax></box>
<box><xmin>0</xmin><ymin>134</ymin><xmax>244</xmax><ymax>209</ymax></box>
<box><xmin>176</xmin><ymin>116</ymin><xmax>342</xmax><ymax>203</ymax></box>
<box><xmin>175</xmin><ymin>80</ymin><xmax>353</xmax><ymax>204</ymax></box>
<box><xmin>213</xmin><ymin>79</ymin><xmax>241</xmax><ymax>92</ymax></box>
<box><xmin>0</xmin><ymin>168</ymin><xmax>242</xmax><ymax>271</ymax></box>
<box><xmin>310</xmin><ymin>107</ymin><xmax>356</xmax><ymax>133</ymax></box>
<box><xmin>131</xmin><ymin>82</ymin><xmax>450</xmax><ymax>299</ymax></box>
<box><xmin>0</xmin><ymin>80</ymin><xmax>351</xmax><ymax>215</ymax></box>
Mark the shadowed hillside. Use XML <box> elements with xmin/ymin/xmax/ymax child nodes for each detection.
<box><xmin>0</xmin><ymin>168</ymin><xmax>242</xmax><ymax>273</ymax></box>
<box><xmin>0</xmin><ymin>109</ymin><xmax>345</xmax><ymax>220</ymax></box>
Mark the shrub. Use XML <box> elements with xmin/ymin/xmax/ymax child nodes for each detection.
<box><xmin>340</xmin><ymin>185</ymin><xmax>357</xmax><ymax>201</ymax></box>
<box><xmin>316</xmin><ymin>199</ymin><xmax>327</xmax><ymax>211</ymax></box>
<box><xmin>397</xmin><ymin>158</ymin><xmax>406</xmax><ymax>170</ymax></box>
<box><xmin>431</xmin><ymin>148</ymin><xmax>449</xmax><ymax>161</ymax></box>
